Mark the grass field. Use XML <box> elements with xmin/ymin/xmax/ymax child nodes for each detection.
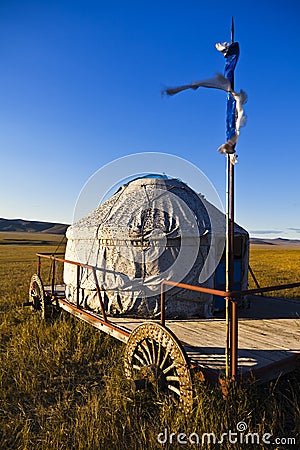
<box><xmin>0</xmin><ymin>234</ymin><xmax>299</xmax><ymax>449</ymax></box>
<box><xmin>248</xmin><ymin>245</ymin><xmax>300</xmax><ymax>300</ymax></box>
<box><xmin>0</xmin><ymin>231</ymin><xmax>67</xmax><ymax>247</ymax></box>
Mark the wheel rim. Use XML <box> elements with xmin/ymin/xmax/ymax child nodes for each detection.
<box><xmin>124</xmin><ymin>322</ymin><xmax>193</xmax><ymax>413</ymax></box>
<box><xmin>29</xmin><ymin>274</ymin><xmax>46</xmax><ymax>319</ymax></box>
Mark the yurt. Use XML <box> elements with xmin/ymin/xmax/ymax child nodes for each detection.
<box><xmin>64</xmin><ymin>176</ymin><xmax>249</xmax><ymax>319</ymax></box>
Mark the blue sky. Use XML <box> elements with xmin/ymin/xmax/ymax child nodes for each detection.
<box><xmin>0</xmin><ymin>0</ymin><xmax>299</xmax><ymax>239</ymax></box>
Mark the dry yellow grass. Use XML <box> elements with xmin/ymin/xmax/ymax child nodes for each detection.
<box><xmin>0</xmin><ymin>236</ymin><xmax>299</xmax><ymax>449</ymax></box>
<box><xmin>249</xmin><ymin>246</ymin><xmax>300</xmax><ymax>299</ymax></box>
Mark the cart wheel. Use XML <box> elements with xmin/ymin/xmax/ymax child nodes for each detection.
<box><xmin>124</xmin><ymin>322</ymin><xmax>193</xmax><ymax>413</ymax></box>
<box><xmin>28</xmin><ymin>274</ymin><xmax>48</xmax><ymax>319</ymax></box>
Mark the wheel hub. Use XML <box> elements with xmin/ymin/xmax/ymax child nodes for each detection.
<box><xmin>140</xmin><ymin>364</ymin><xmax>168</xmax><ymax>391</ymax></box>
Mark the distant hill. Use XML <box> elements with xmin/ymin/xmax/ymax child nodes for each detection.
<box><xmin>2</xmin><ymin>218</ymin><xmax>300</xmax><ymax>244</ymax></box>
<box><xmin>250</xmin><ymin>237</ymin><xmax>300</xmax><ymax>246</ymax></box>
<box><xmin>0</xmin><ymin>218</ymin><xmax>69</xmax><ymax>235</ymax></box>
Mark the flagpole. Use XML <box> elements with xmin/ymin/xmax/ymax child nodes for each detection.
<box><xmin>229</xmin><ymin>17</ymin><xmax>237</xmax><ymax>380</ymax></box>
<box><xmin>225</xmin><ymin>159</ymin><xmax>230</xmax><ymax>378</ymax></box>
<box><xmin>225</xmin><ymin>17</ymin><xmax>236</xmax><ymax>379</ymax></box>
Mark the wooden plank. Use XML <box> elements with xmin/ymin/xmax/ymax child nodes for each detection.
<box><xmin>238</xmin><ymin>324</ymin><xmax>299</xmax><ymax>346</ymax></box>
<box><xmin>185</xmin><ymin>345</ymin><xmax>287</xmax><ymax>371</ymax></box>
<box><xmin>111</xmin><ymin>318</ymin><xmax>145</xmax><ymax>332</ymax></box>
<box><xmin>167</xmin><ymin>321</ymin><xmax>226</xmax><ymax>348</ymax></box>
<box><xmin>239</xmin><ymin>317</ymin><xmax>300</xmax><ymax>334</ymax></box>
<box><xmin>185</xmin><ymin>344</ymin><xmax>298</xmax><ymax>376</ymax></box>
<box><xmin>238</xmin><ymin>334</ymin><xmax>300</xmax><ymax>352</ymax></box>
<box><xmin>237</xmin><ymin>348</ymin><xmax>296</xmax><ymax>372</ymax></box>
<box><xmin>244</xmin><ymin>354</ymin><xmax>299</xmax><ymax>384</ymax></box>
<box><xmin>238</xmin><ymin>321</ymin><xmax>300</xmax><ymax>350</ymax></box>
<box><xmin>166</xmin><ymin>317</ymin><xmax>299</xmax><ymax>351</ymax></box>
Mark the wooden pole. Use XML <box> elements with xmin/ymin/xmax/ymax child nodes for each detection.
<box><xmin>229</xmin><ymin>16</ymin><xmax>238</xmax><ymax>380</ymax></box>
<box><xmin>225</xmin><ymin>16</ymin><xmax>237</xmax><ymax>379</ymax></box>
<box><xmin>225</xmin><ymin>156</ymin><xmax>231</xmax><ymax>378</ymax></box>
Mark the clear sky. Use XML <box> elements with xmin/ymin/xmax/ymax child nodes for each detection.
<box><xmin>0</xmin><ymin>0</ymin><xmax>299</xmax><ymax>239</ymax></box>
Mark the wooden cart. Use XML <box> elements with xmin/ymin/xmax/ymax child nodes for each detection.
<box><xmin>27</xmin><ymin>253</ymin><xmax>300</xmax><ymax>413</ymax></box>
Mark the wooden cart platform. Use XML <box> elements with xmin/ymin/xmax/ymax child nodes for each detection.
<box><xmin>51</xmin><ymin>285</ymin><xmax>300</xmax><ymax>384</ymax></box>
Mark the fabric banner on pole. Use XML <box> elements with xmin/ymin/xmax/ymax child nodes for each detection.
<box><xmin>220</xmin><ymin>42</ymin><xmax>240</xmax><ymax>141</ymax></box>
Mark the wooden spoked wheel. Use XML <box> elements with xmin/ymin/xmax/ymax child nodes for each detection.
<box><xmin>28</xmin><ymin>274</ymin><xmax>47</xmax><ymax>319</ymax></box>
<box><xmin>124</xmin><ymin>322</ymin><xmax>193</xmax><ymax>413</ymax></box>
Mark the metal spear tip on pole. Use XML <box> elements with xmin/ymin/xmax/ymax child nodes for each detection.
<box><xmin>231</xmin><ymin>16</ymin><xmax>235</xmax><ymax>43</ymax></box>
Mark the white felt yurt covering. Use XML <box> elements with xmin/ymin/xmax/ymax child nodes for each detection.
<box><xmin>64</xmin><ymin>176</ymin><xmax>249</xmax><ymax>319</ymax></box>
